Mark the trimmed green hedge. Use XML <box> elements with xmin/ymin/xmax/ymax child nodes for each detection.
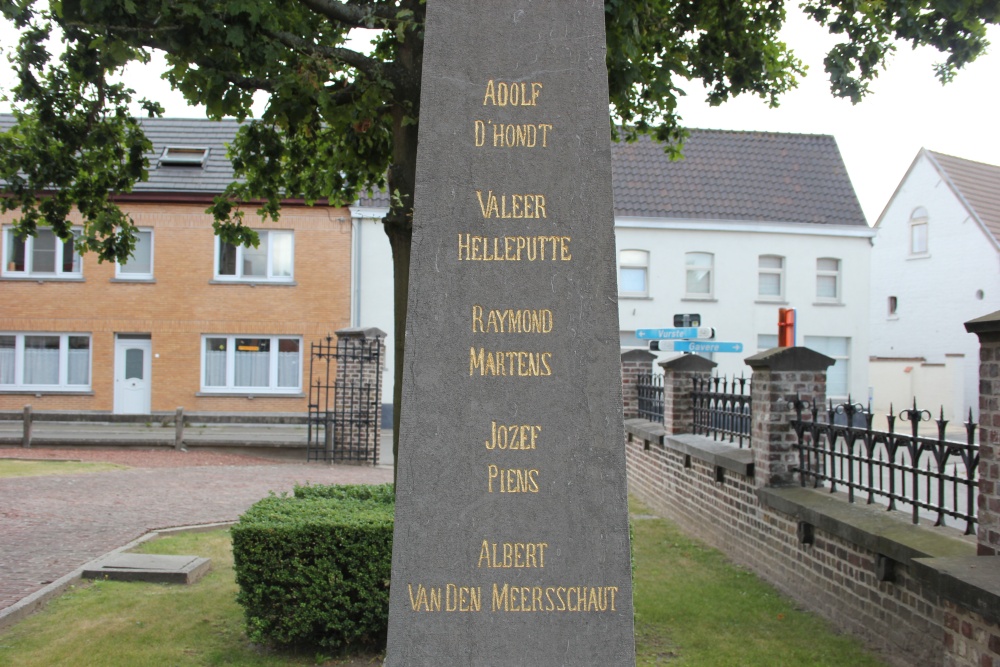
<box><xmin>231</xmin><ymin>484</ymin><xmax>394</xmax><ymax>651</ymax></box>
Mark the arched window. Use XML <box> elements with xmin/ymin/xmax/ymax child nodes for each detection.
<box><xmin>685</xmin><ymin>252</ymin><xmax>713</xmax><ymax>297</ymax></box>
<box><xmin>758</xmin><ymin>255</ymin><xmax>784</xmax><ymax>300</ymax></box>
<box><xmin>618</xmin><ymin>249</ymin><xmax>649</xmax><ymax>297</ymax></box>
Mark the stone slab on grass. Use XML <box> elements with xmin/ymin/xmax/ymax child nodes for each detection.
<box><xmin>82</xmin><ymin>554</ymin><xmax>210</xmax><ymax>584</ymax></box>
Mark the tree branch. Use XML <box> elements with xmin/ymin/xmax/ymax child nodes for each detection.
<box><xmin>263</xmin><ymin>29</ymin><xmax>382</xmax><ymax>77</ymax></box>
<box><xmin>295</xmin><ymin>0</ymin><xmax>397</xmax><ymax>28</ymax></box>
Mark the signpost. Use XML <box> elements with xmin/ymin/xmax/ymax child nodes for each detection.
<box><xmin>673</xmin><ymin>340</ymin><xmax>744</xmax><ymax>354</ymax></box>
<box><xmin>636</xmin><ymin>327</ymin><xmax>715</xmax><ymax>341</ymax></box>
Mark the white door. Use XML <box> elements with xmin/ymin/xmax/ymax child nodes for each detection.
<box><xmin>114</xmin><ymin>337</ymin><xmax>152</xmax><ymax>414</ymax></box>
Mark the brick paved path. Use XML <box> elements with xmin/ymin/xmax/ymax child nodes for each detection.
<box><xmin>0</xmin><ymin>462</ymin><xmax>392</xmax><ymax>614</ymax></box>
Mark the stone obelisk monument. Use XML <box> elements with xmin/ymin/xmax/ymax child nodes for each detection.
<box><xmin>386</xmin><ymin>2</ymin><xmax>635</xmax><ymax>664</ymax></box>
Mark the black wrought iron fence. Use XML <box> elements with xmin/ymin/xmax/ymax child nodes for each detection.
<box><xmin>637</xmin><ymin>373</ymin><xmax>664</xmax><ymax>423</ymax></box>
<box><xmin>791</xmin><ymin>398</ymin><xmax>979</xmax><ymax>535</ymax></box>
<box><xmin>692</xmin><ymin>376</ymin><xmax>752</xmax><ymax>448</ymax></box>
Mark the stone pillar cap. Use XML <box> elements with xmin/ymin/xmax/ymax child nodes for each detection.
<box><xmin>621</xmin><ymin>349</ymin><xmax>657</xmax><ymax>362</ymax></box>
<box><xmin>657</xmin><ymin>353</ymin><xmax>717</xmax><ymax>372</ymax></box>
<box><xmin>335</xmin><ymin>326</ymin><xmax>388</xmax><ymax>339</ymax></box>
<box><xmin>744</xmin><ymin>347</ymin><xmax>834</xmax><ymax>371</ymax></box>
<box><xmin>965</xmin><ymin>310</ymin><xmax>1000</xmax><ymax>335</ymax></box>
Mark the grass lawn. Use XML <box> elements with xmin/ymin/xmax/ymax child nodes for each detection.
<box><xmin>0</xmin><ymin>501</ymin><xmax>889</xmax><ymax>666</ymax></box>
<box><xmin>0</xmin><ymin>459</ymin><xmax>127</xmax><ymax>478</ymax></box>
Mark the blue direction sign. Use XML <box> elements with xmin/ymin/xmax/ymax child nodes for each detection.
<box><xmin>673</xmin><ymin>340</ymin><xmax>744</xmax><ymax>354</ymax></box>
<box><xmin>636</xmin><ymin>327</ymin><xmax>715</xmax><ymax>341</ymax></box>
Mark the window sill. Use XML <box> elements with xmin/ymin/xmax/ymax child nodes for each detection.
<box><xmin>812</xmin><ymin>301</ymin><xmax>844</xmax><ymax>307</ymax></box>
<box><xmin>755</xmin><ymin>298</ymin><xmax>787</xmax><ymax>305</ymax></box>
<box><xmin>906</xmin><ymin>253</ymin><xmax>931</xmax><ymax>261</ymax></box>
<box><xmin>111</xmin><ymin>277</ymin><xmax>156</xmax><ymax>284</ymax></box>
<box><xmin>208</xmin><ymin>280</ymin><xmax>298</xmax><ymax>287</ymax></box>
<box><xmin>0</xmin><ymin>389</ymin><xmax>94</xmax><ymax>396</ymax></box>
<box><xmin>1</xmin><ymin>275</ymin><xmax>84</xmax><ymax>282</ymax></box>
<box><xmin>681</xmin><ymin>296</ymin><xmax>717</xmax><ymax>302</ymax></box>
<box><xmin>195</xmin><ymin>392</ymin><xmax>305</xmax><ymax>398</ymax></box>
<box><xmin>619</xmin><ymin>294</ymin><xmax>652</xmax><ymax>300</ymax></box>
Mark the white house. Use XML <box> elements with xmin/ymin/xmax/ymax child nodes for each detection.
<box><xmin>613</xmin><ymin>131</ymin><xmax>873</xmax><ymax>401</ymax></box>
<box><xmin>869</xmin><ymin>149</ymin><xmax>1000</xmax><ymax>419</ymax></box>
<box><xmin>355</xmin><ymin>129</ymin><xmax>875</xmax><ymax>420</ymax></box>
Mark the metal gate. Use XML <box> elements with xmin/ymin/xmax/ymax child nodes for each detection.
<box><xmin>306</xmin><ymin>333</ymin><xmax>383</xmax><ymax>463</ymax></box>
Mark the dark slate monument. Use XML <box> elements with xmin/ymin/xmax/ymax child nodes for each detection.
<box><xmin>385</xmin><ymin>1</ymin><xmax>635</xmax><ymax>664</ymax></box>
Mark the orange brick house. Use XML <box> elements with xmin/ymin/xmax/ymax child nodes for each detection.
<box><xmin>1</xmin><ymin>117</ymin><xmax>353</xmax><ymax>415</ymax></box>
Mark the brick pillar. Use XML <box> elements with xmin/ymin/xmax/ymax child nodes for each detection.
<box><xmin>965</xmin><ymin>311</ymin><xmax>1000</xmax><ymax>556</ymax></box>
<box><xmin>335</xmin><ymin>327</ymin><xmax>386</xmax><ymax>464</ymax></box>
<box><xmin>659</xmin><ymin>354</ymin><xmax>716</xmax><ymax>435</ymax></box>
<box><xmin>621</xmin><ymin>349</ymin><xmax>656</xmax><ymax>420</ymax></box>
<box><xmin>745</xmin><ymin>347</ymin><xmax>833</xmax><ymax>488</ymax></box>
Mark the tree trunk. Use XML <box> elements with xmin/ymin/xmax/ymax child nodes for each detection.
<box><xmin>383</xmin><ymin>12</ymin><xmax>423</xmax><ymax>483</ymax></box>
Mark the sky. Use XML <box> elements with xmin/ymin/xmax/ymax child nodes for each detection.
<box><xmin>1</xmin><ymin>9</ymin><xmax>998</xmax><ymax>225</ymax></box>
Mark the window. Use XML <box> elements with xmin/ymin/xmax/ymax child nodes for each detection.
<box><xmin>0</xmin><ymin>333</ymin><xmax>91</xmax><ymax>390</ymax></box>
<box><xmin>685</xmin><ymin>252</ymin><xmax>713</xmax><ymax>297</ymax></box>
<box><xmin>758</xmin><ymin>255</ymin><xmax>784</xmax><ymax>300</ymax></box>
<box><xmin>116</xmin><ymin>230</ymin><xmax>154</xmax><ymax>279</ymax></box>
<box><xmin>757</xmin><ymin>334</ymin><xmax>778</xmax><ymax>351</ymax></box>
<box><xmin>619</xmin><ymin>250</ymin><xmax>649</xmax><ymax>297</ymax></box>
<box><xmin>909</xmin><ymin>207</ymin><xmax>928</xmax><ymax>255</ymax></box>
<box><xmin>202</xmin><ymin>335</ymin><xmax>301</xmax><ymax>393</ymax></box>
<box><xmin>816</xmin><ymin>258</ymin><xmax>841</xmax><ymax>302</ymax></box>
<box><xmin>159</xmin><ymin>146</ymin><xmax>209</xmax><ymax>167</ymax></box>
<box><xmin>215</xmin><ymin>231</ymin><xmax>293</xmax><ymax>282</ymax></box>
<box><xmin>3</xmin><ymin>227</ymin><xmax>81</xmax><ymax>278</ymax></box>
<box><xmin>888</xmin><ymin>296</ymin><xmax>898</xmax><ymax>317</ymax></box>
<box><xmin>804</xmin><ymin>336</ymin><xmax>849</xmax><ymax>400</ymax></box>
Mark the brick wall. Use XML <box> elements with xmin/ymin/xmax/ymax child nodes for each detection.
<box><xmin>0</xmin><ymin>202</ymin><xmax>353</xmax><ymax>413</ymax></box>
<box><xmin>626</xmin><ymin>432</ymin><xmax>945</xmax><ymax>667</ymax></box>
<box><xmin>624</xmin><ymin>344</ymin><xmax>1000</xmax><ymax>667</ymax></box>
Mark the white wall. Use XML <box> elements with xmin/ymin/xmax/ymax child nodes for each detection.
<box><xmin>869</xmin><ymin>153</ymin><xmax>1000</xmax><ymax>415</ymax></box>
<box><xmin>350</xmin><ymin>209</ymin><xmax>394</xmax><ymax>407</ymax></box>
<box><xmin>616</xmin><ymin>219</ymin><xmax>874</xmax><ymax>401</ymax></box>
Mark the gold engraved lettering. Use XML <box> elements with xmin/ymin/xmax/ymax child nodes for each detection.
<box><xmin>473</xmin><ymin>120</ymin><xmax>552</xmax><ymax>148</ymax></box>
<box><xmin>487</xmin><ymin>464</ymin><xmax>540</xmax><ymax>493</ymax></box>
<box><xmin>477</xmin><ymin>540</ymin><xmax>548</xmax><ymax>568</ymax></box>
<box><xmin>471</xmin><ymin>306</ymin><xmax>553</xmax><ymax>334</ymax></box>
<box><xmin>458</xmin><ymin>235</ymin><xmax>570</xmax><ymax>261</ymax></box>
<box><xmin>469</xmin><ymin>349</ymin><xmax>553</xmax><ymax>377</ymax></box>
<box><xmin>483</xmin><ymin>80</ymin><xmax>542</xmax><ymax>106</ymax></box>
<box><xmin>490</xmin><ymin>584</ymin><xmax>619</xmax><ymax>612</ymax></box>
<box><xmin>407</xmin><ymin>583</ymin><xmax>443</xmax><ymax>612</ymax></box>
<box><xmin>445</xmin><ymin>584</ymin><xmax>483</xmax><ymax>612</ymax></box>
<box><xmin>475</xmin><ymin>191</ymin><xmax>547</xmax><ymax>219</ymax></box>
<box><xmin>485</xmin><ymin>421</ymin><xmax>541</xmax><ymax>450</ymax></box>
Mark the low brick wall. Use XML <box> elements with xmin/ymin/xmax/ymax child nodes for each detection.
<box><xmin>625</xmin><ymin>422</ymin><xmax>986</xmax><ymax>667</ymax></box>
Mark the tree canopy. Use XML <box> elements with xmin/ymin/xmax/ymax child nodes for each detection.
<box><xmin>2</xmin><ymin>0</ymin><xmax>997</xmax><ymax>457</ymax></box>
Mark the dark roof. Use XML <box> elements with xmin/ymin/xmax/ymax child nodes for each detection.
<box><xmin>134</xmin><ymin>117</ymin><xmax>242</xmax><ymax>194</ymax></box>
<box><xmin>3</xmin><ymin>115</ymin><xmax>866</xmax><ymax>226</ymax></box>
<box><xmin>0</xmin><ymin>114</ymin><xmax>242</xmax><ymax>195</ymax></box>
<box><xmin>612</xmin><ymin>130</ymin><xmax>867</xmax><ymax>226</ymax></box>
<box><xmin>927</xmin><ymin>150</ymin><xmax>1000</xmax><ymax>246</ymax></box>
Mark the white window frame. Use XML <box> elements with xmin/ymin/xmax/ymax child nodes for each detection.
<box><xmin>3</xmin><ymin>226</ymin><xmax>82</xmax><ymax>279</ymax></box>
<box><xmin>909</xmin><ymin>207</ymin><xmax>929</xmax><ymax>256</ymax></box>
<box><xmin>816</xmin><ymin>257</ymin><xmax>841</xmax><ymax>303</ymax></box>
<box><xmin>684</xmin><ymin>252</ymin><xmax>714</xmax><ymax>298</ymax></box>
<box><xmin>757</xmin><ymin>255</ymin><xmax>784</xmax><ymax>301</ymax></box>
<box><xmin>618</xmin><ymin>249</ymin><xmax>649</xmax><ymax>297</ymax></box>
<box><xmin>213</xmin><ymin>231</ymin><xmax>294</xmax><ymax>282</ymax></box>
<box><xmin>0</xmin><ymin>332</ymin><xmax>92</xmax><ymax>391</ymax></box>
<box><xmin>200</xmin><ymin>334</ymin><xmax>302</xmax><ymax>394</ymax></box>
<box><xmin>115</xmin><ymin>228</ymin><xmax>154</xmax><ymax>280</ymax></box>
